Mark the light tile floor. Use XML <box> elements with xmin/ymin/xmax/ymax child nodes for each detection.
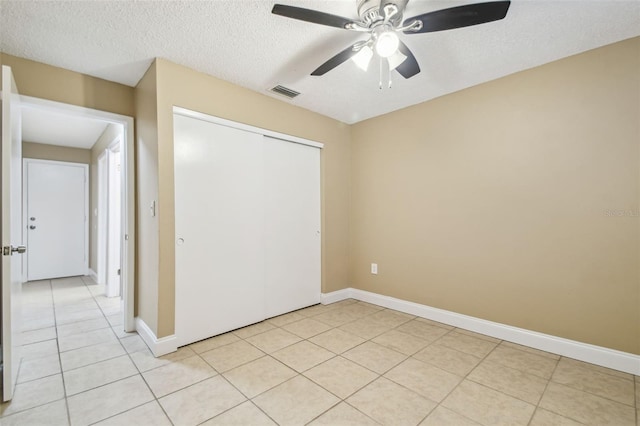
<box><xmin>0</xmin><ymin>276</ymin><xmax>638</xmax><ymax>425</ymax></box>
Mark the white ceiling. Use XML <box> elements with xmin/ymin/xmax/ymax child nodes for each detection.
<box><xmin>1</xmin><ymin>1</ymin><xmax>639</xmax><ymax>124</ymax></box>
<box><xmin>21</xmin><ymin>107</ymin><xmax>109</xmax><ymax>149</ymax></box>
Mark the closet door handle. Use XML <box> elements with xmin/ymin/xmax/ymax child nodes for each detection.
<box><xmin>29</xmin><ymin>225</ymin><xmax>36</xmax><ymax>230</ymax></box>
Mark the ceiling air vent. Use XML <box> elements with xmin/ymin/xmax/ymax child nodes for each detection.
<box><xmin>270</xmin><ymin>85</ymin><xmax>300</xmax><ymax>99</ymax></box>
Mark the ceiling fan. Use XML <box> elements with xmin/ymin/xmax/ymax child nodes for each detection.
<box><xmin>272</xmin><ymin>0</ymin><xmax>511</xmax><ymax>82</ymax></box>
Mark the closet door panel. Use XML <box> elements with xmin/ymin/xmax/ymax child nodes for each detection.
<box><xmin>174</xmin><ymin>115</ymin><xmax>265</xmax><ymax>346</ymax></box>
<box><xmin>264</xmin><ymin>136</ymin><xmax>321</xmax><ymax>318</ymax></box>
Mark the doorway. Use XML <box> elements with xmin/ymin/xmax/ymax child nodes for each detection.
<box><xmin>97</xmin><ymin>139</ymin><xmax>122</xmax><ymax>298</ymax></box>
<box><xmin>19</xmin><ymin>95</ymin><xmax>135</xmax><ymax>332</ymax></box>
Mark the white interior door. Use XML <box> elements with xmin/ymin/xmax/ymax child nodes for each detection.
<box><xmin>25</xmin><ymin>160</ymin><xmax>87</xmax><ymax>281</ymax></box>
<box><xmin>174</xmin><ymin>114</ymin><xmax>265</xmax><ymax>347</ymax></box>
<box><xmin>2</xmin><ymin>65</ymin><xmax>24</xmax><ymax>401</ymax></box>
<box><xmin>264</xmin><ymin>136</ymin><xmax>321</xmax><ymax>318</ymax></box>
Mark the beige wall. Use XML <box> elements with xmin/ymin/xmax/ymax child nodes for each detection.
<box><xmin>22</xmin><ymin>142</ymin><xmax>91</xmax><ymax>164</ymax></box>
<box><xmin>88</xmin><ymin>123</ymin><xmax>123</xmax><ymax>273</ymax></box>
<box><xmin>1</xmin><ymin>53</ymin><xmax>134</xmax><ymax>117</ymax></box>
<box><xmin>350</xmin><ymin>37</ymin><xmax>640</xmax><ymax>354</ymax></box>
<box><xmin>5</xmin><ymin>37</ymin><xmax>640</xmax><ymax>356</ymax></box>
<box><xmin>1</xmin><ymin>51</ymin><xmax>136</xmax><ymax>309</ymax></box>
<box><xmin>145</xmin><ymin>58</ymin><xmax>351</xmax><ymax>337</ymax></box>
<box><xmin>134</xmin><ymin>62</ymin><xmax>160</xmax><ymax>334</ymax></box>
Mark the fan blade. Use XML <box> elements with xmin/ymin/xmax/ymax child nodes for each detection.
<box><xmin>403</xmin><ymin>1</ymin><xmax>510</xmax><ymax>34</ymax></box>
<box><xmin>311</xmin><ymin>43</ymin><xmax>362</xmax><ymax>76</ymax></box>
<box><xmin>395</xmin><ymin>41</ymin><xmax>420</xmax><ymax>79</ymax></box>
<box><xmin>272</xmin><ymin>4</ymin><xmax>356</xmax><ymax>29</ymax></box>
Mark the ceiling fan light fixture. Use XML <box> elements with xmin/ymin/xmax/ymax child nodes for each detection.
<box><xmin>374</xmin><ymin>30</ymin><xmax>399</xmax><ymax>58</ymax></box>
<box><xmin>352</xmin><ymin>45</ymin><xmax>374</xmax><ymax>71</ymax></box>
<box><xmin>388</xmin><ymin>49</ymin><xmax>407</xmax><ymax>71</ymax></box>
<box><xmin>272</xmin><ymin>0</ymin><xmax>512</xmax><ymax>82</ymax></box>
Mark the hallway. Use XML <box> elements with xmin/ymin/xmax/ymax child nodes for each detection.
<box><xmin>0</xmin><ymin>276</ymin><xmax>158</xmax><ymax>425</ymax></box>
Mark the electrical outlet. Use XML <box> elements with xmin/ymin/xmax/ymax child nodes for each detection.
<box><xmin>371</xmin><ymin>263</ymin><xmax>378</xmax><ymax>274</ymax></box>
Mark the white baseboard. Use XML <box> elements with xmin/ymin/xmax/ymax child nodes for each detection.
<box><xmin>87</xmin><ymin>269</ymin><xmax>98</xmax><ymax>282</ymax></box>
<box><xmin>320</xmin><ymin>288</ymin><xmax>351</xmax><ymax>305</ymax></box>
<box><xmin>321</xmin><ymin>288</ymin><xmax>640</xmax><ymax>375</ymax></box>
<box><xmin>135</xmin><ymin>317</ymin><xmax>177</xmax><ymax>357</ymax></box>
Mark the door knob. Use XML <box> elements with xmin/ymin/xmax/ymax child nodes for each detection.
<box><xmin>2</xmin><ymin>245</ymin><xmax>26</xmax><ymax>256</ymax></box>
<box><xmin>29</xmin><ymin>225</ymin><xmax>36</xmax><ymax>230</ymax></box>
<box><xmin>30</xmin><ymin>217</ymin><xmax>36</xmax><ymax>221</ymax></box>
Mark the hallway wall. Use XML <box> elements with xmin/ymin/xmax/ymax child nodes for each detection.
<box><xmin>22</xmin><ymin>142</ymin><xmax>91</xmax><ymax>164</ymax></box>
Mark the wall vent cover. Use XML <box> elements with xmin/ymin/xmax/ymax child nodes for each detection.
<box><xmin>270</xmin><ymin>85</ymin><xmax>300</xmax><ymax>99</ymax></box>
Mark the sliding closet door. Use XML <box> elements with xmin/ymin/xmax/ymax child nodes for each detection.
<box><xmin>174</xmin><ymin>114</ymin><xmax>265</xmax><ymax>346</ymax></box>
<box><xmin>264</xmin><ymin>136</ymin><xmax>321</xmax><ymax>318</ymax></box>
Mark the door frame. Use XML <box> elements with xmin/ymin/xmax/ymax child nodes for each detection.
<box><xmin>20</xmin><ymin>95</ymin><xmax>136</xmax><ymax>332</ymax></box>
<box><xmin>97</xmin><ymin>136</ymin><xmax>123</xmax><ymax>296</ymax></box>
<box><xmin>106</xmin><ymin>138</ymin><xmax>121</xmax><ymax>298</ymax></box>
<box><xmin>22</xmin><ymin>159</ymin><xmax>89</xmax><ymax>280</ymax></box>
<box><xmin>96</xmin><ymin>150</ymin><xmax>108</xmax><ymax>285</ymax></box>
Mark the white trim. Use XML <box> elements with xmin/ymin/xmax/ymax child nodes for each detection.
<box><xmin>20</xmin><ymin>95</ymin><xmax>131</xmax><ymax>127</ymax></box>
<box><xmin>106</xmin><ymin>144</ymin><xmax>121</xmax><ymax>298</ymax></box>
<box><xmin>321</xmin><ymin>288</ymin><xmax>640</xmax><ymax>375</ymax></box>
<box><xmin>96</xmin><ymin>151</ymin><xmax>108</xmax><ymax>285</ymax></box>
<box><xmin>173</xmin><ymin>106</ymin><xmax>324</xmax><ymax>149</ymax></box>
<box><xmin>88</xmin><ymin>268</ymin><xmax>98</xmax><ymax>282</ymax></box>
<box><xmin>21</xmin><ymin>159</ymin><xmax>28</xmax><ymax>284</ymax></box>
<box><xmin>20</xmin><ymin>95</ymin><xmax>136</xmax><ymax>333</ymax></box>
<box><xmin>108</xmin><ymin>135</ymin><xmax>122</xmax><ymax>152</ymax></box>
<box><xmin>22</xmin><ymin>159</ymin><xmax>89</xmax><ymax>281</ymax></box>
<box><xmin>320</xmin><ymin>288</ymin><xmax>351</xmax><ymax>305</ymax></box>
<box><xmin>135</xmin><ymin>317</ymin><xmax>178</xmax><ymax>357</ymax></box>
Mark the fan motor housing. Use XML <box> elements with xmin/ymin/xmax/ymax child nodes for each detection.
<box><xmin>357</xmin><ymin>0</ymin><xmax>407</xmax><ymax>25</ymax></box>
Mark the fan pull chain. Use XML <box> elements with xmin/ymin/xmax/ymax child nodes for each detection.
<box><xmin>379</xmin><ymin>57</ymin><xmax>383</xmax><ymax>90</ymax></box>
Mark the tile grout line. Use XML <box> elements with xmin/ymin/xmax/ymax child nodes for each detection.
<box><xmin>526</xmin><ymin>354</ymin><xmax>562</xmax><ymax>426</ymax></box>
<box><xmin>635</xmin><ymin>378</ymin><xmax>638</xmax><ymax>426</ymax></box>
<box><xmin>226</xmin><ymin>304</ymin><xmax>439</xmax><ymax>425</ymax></box>
<box><xmin>311</xmin><ymin>304</ymin><xmax>458</xmax><ymax>425</ymax></box>
<box><xmin>108</xmin><ymin>298</ymin><xmax>632</xmax><ymax>426</ymax></box>
<box><xmin>14</xmin><ymin>295</ymin><xmax>632</xmax><ymax>426</ymax></box>
<box><xmin>79</xmin><ymin>275</ymin><xmax>177</xmax><ymax>426</ymax></box>
<box><xmin>69</xmin><ymin>275</ymin><xmax>128</xmax><ymax>424</ymax></box>
<box><xmin>190</xmin><ymin>303</ymin><xmax>386</xmax><ymax>424</ymax></box>
<box><xmin>119</xmin><ymin>300</ymin><xmax>640</xmax><ymax>425</ymax></box>
<box><xmin>363</xmin><ymin>304</ymin><xmax>632</xmax><ymax>422</ymax></box>
<box><xmin>49</xmin><ymin>279</ymin><xmax>73</xmax><ymax>426</ymax></box>
<box><xmin>415</xmin><ymin>330</ymin><xmax>505</xmax><ymax>426</ymax></box>
<box><xmin>3</xmin><ymin>278</ymin><xmax>135</xmax><ymax>424</ymax></box>
<box><xmin>296</xmin><ymin>301</ymin><xmax>598</xmax><ymax>426</ymax></box>
<box><xmin>195</xmin><ymin>359</ymin><xmax>280</xmax><ymax>426</ymax></box>
<box><xmin>546</xmin><ymin>357</ymin><xmax>638</xmax><ymax>409</ymax></box>
<box><xmin>8</xmin><ymin>279</ymin><xmax>72</xmax><ymax>423</ymax></box>
<box><xmin>158</xmin><ymin>301</ymin><xmax>635</xmax><ymax>425</ymax></box>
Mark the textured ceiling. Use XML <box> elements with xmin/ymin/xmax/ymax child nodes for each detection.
<box><xmin>22</xmin><ymin>106</ymin><xmax>108</xmax><ymax>149</ymax></box>
<box><xmin>1</xmin><ymin>0</ymin><xmax>639</xmax><ymax>124</ymax></box>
